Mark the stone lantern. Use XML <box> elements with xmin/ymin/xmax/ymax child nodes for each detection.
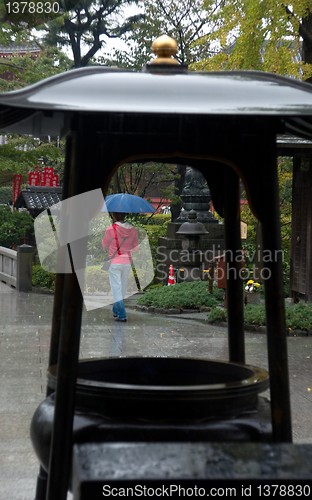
<box><xmin>156</xmin><ymin>167</ymin><xmax>224</xmax><ymax>284</ymax></box>
<box><xmin>175</xmin><ymin>209</ymin><xmax>209</xmax><ymax>281</ymax></box>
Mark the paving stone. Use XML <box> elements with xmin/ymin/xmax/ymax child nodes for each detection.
<box><xmin>1</xmin><ymin>283</ymin><xmax>312</xmax><ymax>499</ymax></box>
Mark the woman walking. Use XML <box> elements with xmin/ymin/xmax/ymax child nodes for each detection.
<box><xmin>102</xmin><ymin>213</ymin><xmax>138</xmax><ymax>322</ymax></box>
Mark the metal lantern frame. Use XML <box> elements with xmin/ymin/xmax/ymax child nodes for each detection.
<box><xmin>1</xmin><ymin>61</ymin><xmax>312</xmax><ymax>499</ymax></box>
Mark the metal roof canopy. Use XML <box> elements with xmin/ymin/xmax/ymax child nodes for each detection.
<box><xmin>2</xmin><ymin>60</ymin><xmax>312</xmax><ymax>500</ymax></box>
<box><xmin>2</xmin><ymin>67</ymin><xmax>312</xmax><ymax>135</ymax></box>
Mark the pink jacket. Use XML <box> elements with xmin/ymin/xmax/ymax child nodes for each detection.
<box><xmin>102</xmin><ymin>222</ymin><xmax>139</xmax><ymax>264</ymax></box>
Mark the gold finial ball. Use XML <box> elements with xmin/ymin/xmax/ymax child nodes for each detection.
<box><xmin>151</xmin><ymin>35</ymin><xmax>179</xmax><ymax>64</ymax></box>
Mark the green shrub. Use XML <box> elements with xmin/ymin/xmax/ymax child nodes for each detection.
<box><xmin>134</xmin><ymin>213</ymin><xmax>171</xmax><ymax>226</ymax></box>
<box><xmin>244</xmin><ymin>304</ymin><xmax>266</xmax><ymax>326</ymax></box>
<box><xmin>285</xmin><ymin>302</ymin><xmax>312</xmax><ymax>332</ymax></box>
<box><xmin>0</xmin><ymin>207</ymin><xmax>34</xmax><ymax>248</ymax></box>
<box><xmin>0</xmin><ymin>187</ymin><xmax>12</xmax><ymax>205</ymax></box>
<box><xmin>76</xmin><ymin>264</ymin><xmax>150</xmax><ymax>294</ymax></box>
<box><xmin>207</xmin><ymin>307</ymin><xmax>227</xmax><ymax>323</ymax></box>
<box><xmin>143</xmin><ymin>225</ymin><xmax>168</xmax><ymax>263</ymax></box>
<box><xmin>208</xmin><ymin>304</ymin><xmax>266</xmax><ymax>326</ymax></box>
<box><xmin>208</xmin><ymin>302</ymin><xmax>312</xmax><ymax>331</ymax></box>
<box><xmin>208</xmin><ymin>304</ymin><xmax>267</xmax><ymax>326</ymax></box>
<box><xmin>212</xmin><ymin>286</ymin><xmax>226</xmax><ymax>301</ymax></box>
<box><xmin>130</xmin><ymin>215</ymin><xmax>170</xmax><ymax>273</ymax></box>
<box><xmin>86</xmin><ymin>217</ymin><xmax>111</xmax><ymax>263</ymax></box>
<box><xmin>31</xmin><ymin>264</ymin><xmax>111</xmax><ymax>293</ymax></box>
<box><xmin>84</xmin><ymin>265</ymin><xmax>111</xmax><ymax>293</ymax></box>
<box><xmin>32</xmin><ymin>265</ymin><xmax>56</xmax><ymax>290</ymax></box>
<box><xmin>138</xmin><ymin>281</ymin><xmax>219</xmax><ymax>309</ymax></box>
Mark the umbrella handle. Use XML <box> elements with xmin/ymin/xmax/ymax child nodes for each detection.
<box><xmin>129</xmin><ymin>253</ymin><xmax>142</xmax><ymax>292</ymax></box>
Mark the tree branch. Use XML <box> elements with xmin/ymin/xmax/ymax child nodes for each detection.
<box><xmin>283</xmin><ymin>3</ymin><xmax>312</xmax><ymax>45</ymax></box>
<box><xmin>0</xmin><ymin>61</ymin><xmax>24</xmax><ymax>71</ymax></box>
<box><xmin>64</xmin><ymin>18</ymin><xmax>81</xmax><ymax>66</ymax></box>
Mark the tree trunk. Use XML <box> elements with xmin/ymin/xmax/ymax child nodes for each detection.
<box><xmin>170</xmin><ymin>164</ymin><xmax>186</xmax><ymax>221</ymax></box>
<box><xmin>301</xmin><ymin>10</ymin><xmax>312</xmax><ymax>82</ymax></box>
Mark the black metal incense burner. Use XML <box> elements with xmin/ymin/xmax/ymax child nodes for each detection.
<box><xmin>31</xmin><ymin>357</ymin><xmax>270</xmax><ymax>473</ymax></box>
<box><xmin>2</xmin><ymin>32</ymin><xmax>312</xmax><ymax>500</ymax></box>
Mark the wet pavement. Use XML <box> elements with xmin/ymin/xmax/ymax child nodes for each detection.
<box><xmin>0</xmin><ymin>282</ymin><xmax>312</xmax><ymax>499</ymax></box>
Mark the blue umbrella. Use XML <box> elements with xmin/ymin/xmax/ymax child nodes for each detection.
<box><xmin>103</xmin><ymin>193</ymin><xmax>156</xmax><ymax>213</ymax></box>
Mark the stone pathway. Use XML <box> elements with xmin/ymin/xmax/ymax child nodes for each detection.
<box><xmin>0</xmin><ymin>284</ymin><xmax>311</xmax><ymax>499</ymax></box>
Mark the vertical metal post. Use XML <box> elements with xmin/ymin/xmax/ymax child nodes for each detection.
<box><xmin>261</xmin><ymin>151</ymin><xmax>292</xmax><ymax>443</ymax></box>
<box><xmin>45</xmin><ymin>125</ymin><xmax>87</xmax><ymax>500</ymax></box>
<box><xmin>48</xmin><ymin>135</ymin><xmax>72</xmax><ymax>372</ymax></box>
<box><xmin>223</xmin><ymin>167</ymin><xmax>245</xmax><ymax>364</ymax></box>
<box><xmin>46</xmin><ymin>270</ymin><xmax>84</xmax><ymax>500</ymax></box>
<box><xmin>34</xmin><ymin>136</ymin><xmax>72</xmax><ymax>500</ymax></box>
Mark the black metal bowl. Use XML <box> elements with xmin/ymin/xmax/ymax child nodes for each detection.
<box><xmin>48</xmin><ymin>357</ymin><xmax>269</xmax><ymax>420</ymax></box>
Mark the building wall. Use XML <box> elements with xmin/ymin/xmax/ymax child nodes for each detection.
<box><xmin>291</xmin><ymin>157</ymin><xmax>312</xmax><ymax>301</ymax></box>
<box><xmin>0</xmin><ymin>45</ymin><xmax>40</xmax><ymax>81</ymax></box>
